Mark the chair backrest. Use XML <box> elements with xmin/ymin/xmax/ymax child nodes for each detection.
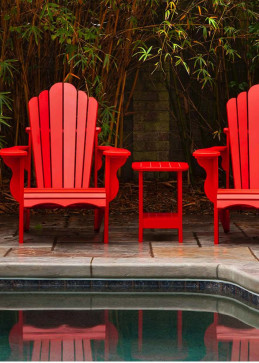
<box><xmin>226</xmin><ymin>84</ymin><xmax>259</xmax><ymax>189</ymax></box>
<box><xmin>28</xmin><ymin>83</ymin><xmax>98</xmax><ymax>189</ymax></box>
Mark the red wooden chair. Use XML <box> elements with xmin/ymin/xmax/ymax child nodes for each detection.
<box><xmin>0</xmin><ymin>83</ymin><xmax>130</xmax><ymax>243</ymax></box>
<box><xmin>193</xmin><ymin>84</ymin><xmax>259</xmax><ymax>244</ymax></box>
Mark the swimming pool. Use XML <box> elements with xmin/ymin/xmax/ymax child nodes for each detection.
<box><xmin>0</xmin><ymin>293</ymin><xmax>258</xmax><ymax>361</ymax></box>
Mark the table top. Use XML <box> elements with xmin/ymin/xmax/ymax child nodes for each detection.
<box><xmin>132</xmin><ymin>161</ymin><xmax>189</xmax><ymax>172</ymax></box>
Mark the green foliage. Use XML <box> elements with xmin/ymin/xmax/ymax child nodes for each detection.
<box><xmin>0</xmin><ymin>59</ymin><xmax>18</xmax><ymax>85</ymax></box>
<box><xmin>150</xmin><ymin>0</ymin><xmax>258</xmax><ymax>88</ymax></box>
<box><xmin>137</xmin><ymin>0</ymin><xmax>258</xmax><ymax>157</ymax></box>
<box><xmin>0</xmin><ymin>92</ymin><xmax>12</xmax><ymax>147</ymax></box>
<box><xmin>133</xmin><ymin>0</ymin><xmax>258</xmax><ymax>179</ymax></box>
<box><xmin>0</xmin><ymin>0</ymin><xmax>160</xmax><ymax>147</ymax></box>
<box><xmin>0</xmin><ymin>93</ymin><xmax>12</xmax><ymax>114</ymax></box>
<box><xmin>0</xmin><ymin>0</ymin><xmax>257</xmax><ymax>160</ymax></box>
<box><xmin>135</xmin><ymin>46</ymin><xmax>153</xmax><ymax>61</ymax></box>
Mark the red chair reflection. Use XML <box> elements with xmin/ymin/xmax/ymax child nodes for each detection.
<box><xmin>204</xmin><ymin>313</ymin><xmax>259</xmax><ymax>361</ymax></box>
<box><xmin>9</xmin><ymin>311</ymin><xmax>118</xmax><ymax>361</ymax></box>
<box><xmin>217</xmin><ymin>325</ymin><xmax>259</xmax><ymax>361</ymax></box>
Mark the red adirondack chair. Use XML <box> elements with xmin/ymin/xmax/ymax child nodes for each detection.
<box><xmin>0</xmin><ymin>83</ymin><xmax>130</xmax><ymax>243</ymax></box>
<box><xmin>193</xmin><ymin>84</ymin><xmax>259</xmax><ymax>244</ymax></box>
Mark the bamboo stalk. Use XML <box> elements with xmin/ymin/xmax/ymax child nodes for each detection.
<box><xmin>124</xmin><ymin>66</ymin><xmax>140</xmax><ymax>115</ymax></box>
<box><xmin>0</xmin><ymin>4</ymin><xmax>10</xmax><ymax>66</ymax></box>
<box><xmin>115</xmin><ymin>71</ymin><xmax>126</xmax><ymax>147</ymax></box>
<box><xmin>107</xmin><ymin>74</ymin><xmax>122</xmax><ymax>144</ymax></box>
<box><xmin>68</xmin><ymin>1</ymin><xmax>81</xmax><ymax>81</ymax></box>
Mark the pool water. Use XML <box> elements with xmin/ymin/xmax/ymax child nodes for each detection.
<box><xmin>0</xmin><ymin>298</ymin><xmax>259</xmax><ymax>361</ymax></box>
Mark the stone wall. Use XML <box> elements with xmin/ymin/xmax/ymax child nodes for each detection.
<box><xmin>124</xmin><ymin>63</ymin><xmax>202</xmax><ymax>180</ymax></box>
<box><xmin>133</xmin><ymin>65</ymin><xmax>170</xmax><ymax>163</ymax></box>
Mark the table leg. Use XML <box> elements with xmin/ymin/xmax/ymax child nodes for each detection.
<box><xmin>139</xmin><ymin>171</ymin><xmax>143</xmax><ymax>242</ymax></box>
<box><xmin>177</xmin><ymin>310</ymin><xmax>183</xmax><ymax>350</ymax></box>
<box><xmin>138</xmin><ymin>310</ymin><xmax>143</xmax><ymax>352</ymax></box>
<box><xmin>177</xmin><ymin>171</ymin><xmax>183</xmax><ymax>243</ymax></box>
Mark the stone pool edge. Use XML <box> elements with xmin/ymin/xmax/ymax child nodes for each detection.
<box><xmin>91</xmin><ymin>258</ymin><xmax>259</xmax><ymax>295</ymax></box>
<box><xmin>0</xmin><ymin>258</ymin><xmax>258</xmax><ymax>292</ymax></box>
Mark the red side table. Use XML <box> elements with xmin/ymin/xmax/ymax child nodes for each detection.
<box><xmin>132</xmin><ymin>161</ymin><xmax>189</xmax><ymax>243</ymax></box>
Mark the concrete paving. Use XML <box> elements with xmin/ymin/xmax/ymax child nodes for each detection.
<box><xmin>0</xmin><ymin>212</ymin><xmax>258</xmax><ymax>292</ymax></box>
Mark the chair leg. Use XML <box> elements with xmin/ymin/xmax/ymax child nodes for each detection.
<box><xmin>219</xmin><ymin>209</ymin><xmax>230</xmax><ymax>233</ymax></box>
<box><xmin>103</xmin><ymin>204</ymin><xmax>109</xmax><ymax>244</ymax></box>
<box><xmin>104</xmin><ymin>310</ymin><xmax>109</xmax><ymax>360</ymax></box>
<box><xmin>214</xmin><ymin>204</ymin><xmax>219</xmax><ymax>245</ymax></box>
<box><xmin>24</xmin><ymin>208</ymin><xmax>30</xmax><ymax>232</ymax></box>
<box><xmin>19</xmin><ymin>203</ymin><xmax>24</xmax><ymax>244</ymax></box>
<box><xmin>94</xmin><ymin>209</ymin><xmax>104</xmax><ymax>231</ymax></box>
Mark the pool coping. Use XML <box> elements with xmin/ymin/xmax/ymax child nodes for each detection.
<box><xmin>0</xmin><ymin>258</ymin><xmax>259</xmax><ymax>310</ymax></box>
<box><xmin>0</xmin><ymin>257</ymin><xmax>258</xmax><ymax>292</ymax></box>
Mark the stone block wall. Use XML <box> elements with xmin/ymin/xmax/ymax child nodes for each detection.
<box><xmin>133</xmin><ymin>65</ymin><xmax>170</xmax><ymax>163</ymax></box>
<box><xmin>126</xmin><ymin>63</ymin><xmax>204</xmax><ymax>181</ymax></box>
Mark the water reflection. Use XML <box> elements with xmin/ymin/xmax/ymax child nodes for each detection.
<box><xmin>205</xmin><ymin>314</ymin><xmax>259</xmax><ymax>361</ymax></box>
<box><xmin>7</xmin><ymin>311</ymin><xmax>118</xmax><ymax>361</ymax></box>
<box><xmin>0</xmin><ymin>308</ymin><xmax>259</xmax><ymax>361</ymax></box>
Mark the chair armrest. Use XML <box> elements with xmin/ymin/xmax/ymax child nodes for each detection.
<box><xmin>193</xmin><ymin>146</ymin><xmax>229</xmax><ymax>203</ymax></box>
<box><xmin>0</xmin><ymin>146</ymin><xmax>28</xmax><ymax>157</ymax></box>
<box><xmin>95</xmin><ymin>145</ymin><xmax>114</xmax><ymax>175</ymax></box>
<box><xmin>193</xmin><ymin>146</ymin><xmax>229</xmax><ymax>173</ymax></box>
<box><xmin>104</xmin><ymin>147</ymin><xmax>131</xmax><ymax>202</ymax></box>
<box><xmin>103</xmin><ymin>148</ymin><xmax>131</xmax><ymax>157</ymax></box>
<box><xmin>0</xmin><ymin>146</ymin><xmax>31</xmax><ymax>172</ymax></box>
<box><xmin>97</xmin><ymin>146</ymin><xmax>114</xmax><ymax>153</ymax></box>
<box><xmin>193</xmin><ymin>146</ymin><xmax>226</xmax><ymax>158</ymax></box>
<box><xmin>0</xmin><ymin>147</ymin><xmax>28</xmax><ymax>202</ymax></box>
<box><xmin>95</xmin><ymin>145</ymin><xmax>130</xmax><ymax>170</ymax></box>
